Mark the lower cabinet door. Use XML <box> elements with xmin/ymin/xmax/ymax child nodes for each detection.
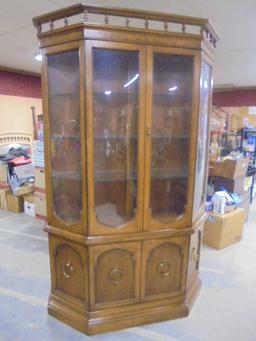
<box><xmin>141</xmin><ymin>237</ymin><xmax>189</xmax><ymax>301</ymax></box>
<box><xmin>187</xmin><ymin>224</ymin><xmax>203</xmax><ymax>285</ymax></box>
<box><xmin>89</xmin><ymin>242</ymin><xmax>141</xmax><ymax>308</ymax></box>
<box><xmin>49</xmin><ymin>236</ymin><xmax>88</xmax><ymax>305</ymax></box>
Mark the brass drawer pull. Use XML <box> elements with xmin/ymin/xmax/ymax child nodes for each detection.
<box><xmin>146</xmin><ymin>127</ymin><xmax>151</xmax><ymax>137</ymax></box>
<box><xmin>192</xmin><ymin>247</ymin><xmax>199</xmax><ymax>262</ymax></box>
<box><xmin>158</xmin><ymin>260</ymin><xmax>170</xmax><ymax>277</ymax></box>
<box><xmin>109</xmin><ymin>267</ymin><xmax>124</xmax><ymax>285</ymax></box>
<box><xmin>63</xmin><ymin>261</ymin><xmax>74</xmax><ymax>279</ymax></box>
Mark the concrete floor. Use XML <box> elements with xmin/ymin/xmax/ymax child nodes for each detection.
<box><xmin>0</xmin><ymin>204</ymin><xmax>255</xmax><ymax>341</ymax></box>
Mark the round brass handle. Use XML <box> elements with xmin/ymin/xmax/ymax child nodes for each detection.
<box><xmin>63</xmin><ymin>261</ymin><xmax>74</xmax><ymax>279</ymax></box>
<box><xmin>192</xmin><ymin>247</ymin><xmax>199</xmax><ymax>262</ymax></box>
<box><xmin>146</xmin><ymin>127</ymin><xmax>151</xmax><ymax>137</ymax></box>
<box><xmin>158</xmin><ymin>260</ymin><xmax>170</xmax><ymax>277</ymax></box>
<box><xmin>109</xmin><ymin>267</ymin><xmax>124</xmax><ymax>285</ymax></box>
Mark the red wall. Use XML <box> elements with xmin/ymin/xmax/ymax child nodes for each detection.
<box><xmin>0</xmin><ymin>70</ymin><xmax>41</xmax><ymax>98</ymax></box>
<box><xmin>213</xmin><ymin>89</ymin><xmax>256</xmax><ymax>107</ymax></box>
<box><xmin>1</xmin><ymin>69</ymin><xmax>256</xmax><ymax>106</ymax></box>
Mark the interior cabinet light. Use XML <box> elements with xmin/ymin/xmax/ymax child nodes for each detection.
<box><xmin>168</xmin><ymin>86</ymin><xmax>178</xmax><ymax>92</ymax></box>
<box><xmin>123</xmin><ymin>73</ymin><xmax>139</xmax><ymax>88</ymax></box>
<box><xmin>34</xmin><ymin>53</ymin><xmax>42</xmax><ymax>62</ymax></box>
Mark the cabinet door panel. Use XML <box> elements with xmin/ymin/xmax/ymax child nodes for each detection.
<box><xmin>89</xmin><ymin>242</ymin><xmax>141</xmax><ymax>307</ymax></box>
<box><xmin>144</xmin><ymin>47</ymin><xmax>200</xmax><ymax>230</ymax></box>
<box><xmin>49</xmin><ymin>236</ymin><xmax>88</xmax><ymax>305</ymax></box>
<box><xmin>141</xmin><ymin>237</ymin><xmax>189</xmax><ymax>301</ymax></box>
<box><xmin>86</xmin><ymin>41</ymin><xmax>146</xmax><ymax>235</ymax></box>
<box><xmin>187</xmin><ymin>224</ymin><xmax>202</xmax><ymax>285</ymax></box>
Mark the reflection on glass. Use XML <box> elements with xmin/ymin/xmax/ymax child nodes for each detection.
<box><xmin>93</xmin><ymin>49</ymin><xmax>139</xmax><ymax>227</ymax></box>
<box><xmin>150</xmin><ymin>53</ymin><xmax>193</xmax><ymax>223</ymax></box>
<box><xmin>193</xmin><ymin>62</ymin><xmax>212</xmax><ymax>214</ymax></box>
<box><xmin>48</xmin><ymin>50</ymin><xmax>82</xmax><ymax>225</ymax></box>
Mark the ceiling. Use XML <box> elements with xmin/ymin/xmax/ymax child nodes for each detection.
<box><xmin>0</xmin><ymin>0</ymin><xmax>256</xmax><ymax>88</ymax></box>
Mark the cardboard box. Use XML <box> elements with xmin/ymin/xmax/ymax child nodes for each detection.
<box><xmin>23</xmin><ymin>193</ymin><xmax>35</xmax><ymax>204</ymax></box>
<box><xmin>0</xmin><ymin>163</ymin><xmax>7</xmax><ymax>183</ymax></box>
<box><xmin>6</xmin><ymin>192</ymin><xmax>24</xmax><ymax>213</ymax></box>
<box><xmin>35</xmin><ymin>167</ymin><xmax>45</xmax><ymax>189</ymax></box>
<box><xmin>209</xmin><ymin>157</ymin><xmax>249</xmax><ymax>179</ymax></box>
<box><xmin>14</xmin><ymin>183</ymin><xmax>34</xmax><ymax>196</ymax></box>
<box><xmin>210</xmin><ymin>176</ymin><xmax>245</xmax><ymax>194</ymax></box>
<box><xmin>238</xmin><ymin>191</ymin><xmax>250</xmax><ymax>222</ymax></box>
<box><xmin>203</xmin><ymin>208</ymin><xmax>245</xmax><ymax>249</ymax></box>
<box><xmin>0</xmin><ymin>188</ymin><xmax>8</xmax><ymax>210</ymax></box>
<box><xmin>24</xmin><ymin>201</ymin><xmax>35</xmax><ymax>217</ymax></box>
<box><xmin>35</xmin><ymin>191</ymin><xmax>47</xmax><ymax>216</ymax></box>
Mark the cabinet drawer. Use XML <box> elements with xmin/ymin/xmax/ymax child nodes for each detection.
<box><xmin>89</xmin><ymin>242</ymin><xmax>141</xmax><ymax>308</ymax></box>
<box><xmin>141</xmin><ymin>237</ymin><xmax>189</xmax><ymax>301</ymax></box>
<box><xmin>187</xmin><ymin>224</ymin><xmax>203</xmax><ymax>285</ymax></box>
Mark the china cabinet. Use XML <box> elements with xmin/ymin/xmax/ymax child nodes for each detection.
<box><xmin>33</xmin><ymin>3</ymin><xmax>219</xmax><ymax>335</ymax></box>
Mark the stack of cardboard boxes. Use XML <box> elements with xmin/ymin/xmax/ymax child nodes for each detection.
<box><xmin>0</xmin><ymin>161</ymin><xmax>9</xmax><ymax>210</ymax></box>
<box><xmin>205</xmin><ymin>157</ymin><xmax>249</xmax><ymax>249</ymax></box>
<box><xmin>33</xmin><ymin>120</ymin><xmax>47</xmax><ymax>221</ymax></box>
<box><xmin>34</xmin><ymin>168</ymin><xmax>47</xmax><ymax>221</ymax></box>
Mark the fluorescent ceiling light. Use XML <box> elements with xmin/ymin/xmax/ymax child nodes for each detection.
<box><xmin>34</xmin><ymin>53</ymin><xmax>42</xmax><ymax>62</ymax></box>
<box><xmin>168</xmin><ymin>86</ymin><xmax>178</xmax><ymax>92</ymax></box>
<box><xmin>104</xmin><ymin>90</ymin><xmax>112</xmax><ymax>95</ymax></box>
<box><xmin>123</xmin><ymin>73</ymin><xmax>139</xmax><ymax>88</ymax></box>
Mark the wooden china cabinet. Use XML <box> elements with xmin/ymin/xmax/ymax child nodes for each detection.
<box><xmin>33</xmin><ymin>3</ymin><xmax>219</xmax><ymax>335</ymax></box>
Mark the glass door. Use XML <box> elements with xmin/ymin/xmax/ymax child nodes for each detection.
<box><xmin>144</xmin><ymin>47</ymin><xmax>199</xmax><ymax>230</ymax></box>
<box><xmin>193</xmin><ymin>61</ymin><xmax>212</xmax><ymax>220</ymax></box>
<box><xmin>45</xmin><ymin>44</ymin><xmax>85</xmax><ymax>232</ymax></box>
<box><xmin>86</xmin><ymin>41</ymin><xmax>146</xmax><ymax>235</ymax></box>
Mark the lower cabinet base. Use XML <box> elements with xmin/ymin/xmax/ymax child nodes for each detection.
<box><xmin>48</xmin><ymin>276</ymin><xmax>201</xmax><ymax>335</ymax></box>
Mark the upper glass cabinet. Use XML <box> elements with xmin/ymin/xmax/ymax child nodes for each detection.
<box><xmin>147</xmin><ymin>52</ymin><xmax>194</xmax><ymax>227</ymax></box>
<box><xmin>47</xmin><ymin>50</ymin><xmax>82</xmax><ymax>226</ymax></box>
<box><xmin>91</xmin><ymin>47</ymin><xmax>142</xmax><ymax>229</ymax></box>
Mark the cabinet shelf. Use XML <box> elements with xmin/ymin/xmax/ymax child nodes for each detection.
<box><xmin>152</xmin><ymin>134</ymin><xmax>190</xmax><ymax>139</ymax></box>
<box><xmin>50</xmin><ymin>92</ymin><xmax>79</xmax><ymax>99</ymax></box>
<box><xmin>52</xmin><ymin>135</ymin><xmax>80</xmax><ymax>140</ymax></box>
<box><xmin>94</xmin><ymin>135</ymin><xmax>137</xmax><ymax>140</ymax></box>
<box><xmin>153</xmin><ymin>96</ymin><xmax>192</xmax><ymax>107</ymax></box>
<box><xmin>94</xmin><ymin>168</ymin><xmax>187</xmax><ymax>182</ymax></box>
<box><xmin>94</xmin><ymin>92</ymin><xmax>138</xmax><ymax>103</ymax></box>
<box><xmin>151</xmin><ymin>168</ymin><xmax>188</xmax><ymax>179</ymax></box>
<box><xmin>95</xmin><ymin>170</ymin><xmax>137</xmax><ymax>182</ymax></box>
<box><xmin>52</xmin><ymin>170</ymin><xmax>81</xmax><ymax>180</ymax></box>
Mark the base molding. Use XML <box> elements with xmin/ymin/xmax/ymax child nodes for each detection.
<box><xmin>48</xmin><ymin>276</ymin><xmax>201</xmax><ymax>335</ymax></box>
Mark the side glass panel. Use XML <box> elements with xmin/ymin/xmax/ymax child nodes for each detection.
<box><xmin>92</xmin><ymin>49</ymin><xmax>139</xmax><ymax>228</ymax></box>
<box><xmin>48</xmin><ymin>50</ymin><xmax>82</xmax><ymax>225</ymax></box>
<box><xmin>150</xmin><ymin>53</ymin><xmax>193</xmax><ymax>223</ymax></box>
<box><xmin>193</xmin><ymin>62</ymin><xmax>212</xmax><ymax>215</ymax></box>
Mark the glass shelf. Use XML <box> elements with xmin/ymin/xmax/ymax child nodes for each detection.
<box><xmin>93</xmin><ymin>168</ymin><xmax>187</xmax><ymax>182</ymax></box>
<box><xmin>153</xmin><ymin>134</ymin><xmax>190</xmax><ymax>139</ymax></box>
<box><xmin>95</xmin><ymin>170</ymin><xmax>137</xmax><ymax>182</ymax></box>
<box><xmin>153</xmin><ymin>94</ymin><xmax>192</xmax><ymax>106</ymax></box>
<box><xmin>51</xmin><ymin>135</ymin><xmax>80</xmax><ymax>140</ymax></box>
<box><xmin>52</xmin><ymin>170</ymin><xmax>81</xmax><ymax>181</ymax></box>
<box><xmin>50</xmin><ymin>92</ymin><xmax>79</xmax><ymax>99</ymax></box>
<box><xmin>94</xmin><ymin>93</ymin><xmax>138</xmax><ymax>104</ymax></box>
<box><xmin>94</xmin><ymin>135</ymin><xmax>137</xmax><ymax>139</ymax></box>
<box><xmin>151</xmin><ymin>168</ymin><xmax>188</xmax><ymax>179</ymax></box>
